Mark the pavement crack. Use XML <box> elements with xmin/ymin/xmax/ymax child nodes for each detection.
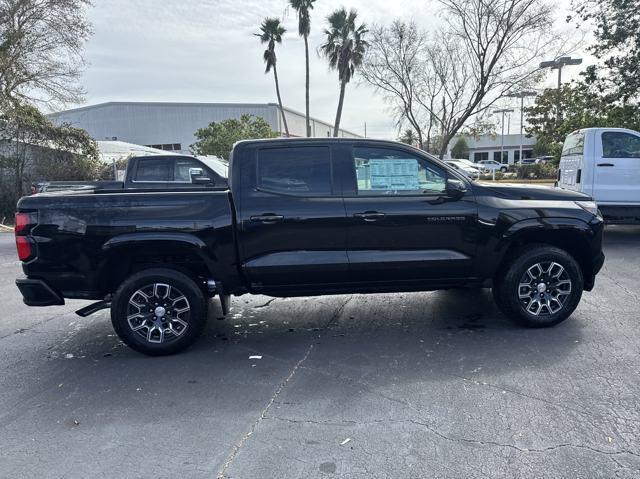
<box><xmin>322</xmin><ymin>295</ymin><xmax>353</xmax><ymax>331</ymax></box>
<box><xmin>216</xmin><ymin>343</ymin><xmax>314</xmax><ymax>479</ymax></box>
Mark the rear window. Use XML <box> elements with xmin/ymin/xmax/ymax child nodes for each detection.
<box><xmin>561</xmin><ymin>131</ymin><xmax>585</xmax><ymax>157</ymax></box>
<box><xmin>257</xmin><ymin>147</ymin><xmax>331</xmax><ymax>195</ymax></box>
<box><xmin>135</xmin><ymin>158</ymin><xmax>171</xmax><ymax>181</ymax></box>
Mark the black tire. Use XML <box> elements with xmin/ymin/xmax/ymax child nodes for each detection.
<box><xmin>492</xmin><ymin>245</ymin><xmax>583</xmax><ymax>328</ymax></box>
<box><xmin>111</xmin><ymin>268</ymin><xmax>207</xmax><ymax>356</ymax></box>
<box><xmin>500</xmin><ymin>166</ymin><xmax>508</xmax><ymax>173</ymax></box>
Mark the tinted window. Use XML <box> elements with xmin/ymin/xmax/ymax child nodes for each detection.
<box><xmin>257</xmin><ymin>147</ymin><xmax>331</xmax><ymax>195</ymax></box>
<box><xmin>135</xmin><ymin>158</ymin><xmax>171</xmax><ymax>181</ymax></box>
<box><xmin>562</xmin><ymin>131</ymin><xmax>585</xmax><ymax>157</ymax></box>
<box><xmin>602</xmin><ymin>132</ymin><xmax>640</xmax><ymax>158</ymax></box>
<box><xmin>353</xmin><ymin>147</ymin><xmax>446</xmax><ymax>195</ymax></box>
<box><xmin>174</xmin><ymin>158</ymin><xmax>205</xmax><ymax>182</ymax></box>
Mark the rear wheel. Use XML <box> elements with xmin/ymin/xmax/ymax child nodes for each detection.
<box><xmin>111</xmin><ymin>268</ymin><xmax>207</xmax><ymax>355</ymax></box>
<box><xmin>493</xmin><ymin>246</ymin><xmax>583</xmax><ymax>327</ymax></box>
<box><xmin>500</xmin><ymin>166</ymin><xmax>508</xmax><ymax>173</ymax></box>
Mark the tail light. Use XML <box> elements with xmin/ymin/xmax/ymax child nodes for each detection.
<box><xmin>14</xmin><ymin>212</ymin><xmax>38</xmax><ymax>261</ymax></box>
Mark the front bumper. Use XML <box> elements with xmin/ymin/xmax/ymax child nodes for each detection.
<box><xmin>16</xmin><ymin>278</ymin><xmax>65</xmax><ymax>306</ymax></box>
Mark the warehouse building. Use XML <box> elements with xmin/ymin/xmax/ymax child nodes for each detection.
<box><xmin>48</xmin><ymin>102</ymin><xmax>361</xmax><ymax>154</ymax></box>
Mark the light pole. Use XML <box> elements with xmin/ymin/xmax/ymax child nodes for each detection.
<box><xmin>494</xmin><ymin>108</ymin><xmax>514</xmax><ymax>171</ymax></box>
<box><xmin>506</xmin><ymin>90</ymin><xmax>537</xmax><ymax>164</ymax></box>
<box><xmin>540</xmin><ymin>56</ymin><xmax>582</xmax><ymax>125</ymax></box>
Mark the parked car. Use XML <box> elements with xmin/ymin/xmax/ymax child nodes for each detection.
<box><xmin>477</xmin><ymin>159</ymin><xmax>508</xmax><ymax>173</ymax></box>
<box><xmin>31</xmin><ymin>155</ymin><xmax>228</xmax><ymax>194</ymax></box>
<box><xmin>455</xmin><ymin>158</ymin><xmax>483</xmax><ymax>171</ymax></box>
<box><xmin>15</xmin><ymin>138</ymin><xmax>604</xmax><ymax>355</ymax></box>
<box><xmin>534</xmin><ymin>156</ymin><xmax>554</xmax><ymax>165</ymax></box>
<box><xmin>558</xmin><ymin>128</ymin><xmax>640</xmax><ymax>224</ymax></box>
<box><xmin>445</xmin><ymin>160</ymin><xmax>479</xmax><ymax>179</ymax></box>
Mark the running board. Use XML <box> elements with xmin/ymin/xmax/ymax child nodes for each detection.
<box><xmin>76</xmin><ymin>300</ymin><xmax>111</xmax><ymax>317</ymax></box>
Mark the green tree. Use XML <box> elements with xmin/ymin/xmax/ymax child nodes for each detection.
<box><xmin>451</xmin><ymin>137</ymin><xmax>469</xmax><ymax>159</ymax></box>
<box><xmin>320</xmin><ymin>8</ymin><xmax>368</xmax><ymax>137</ymax></box>
<box><xmin>571</xmin><ymin>0</ymin><xmax>639</xmax><ymax>101</ymax></box>
<box><xmin>290</xmin><ymin>0</ymin><xmax>316</xmax><ymax>137</ymax></box>
<box><xmin>0</xmin><ymin>102</ymin><xmax>99</xmax><ymax>217</ymax></box>
<box><xmin>525</xmin><ymin>83</ymin><xmax>640</xmax><ymax>161</ymax></box>
<box><xmin>398</xmin><ymin>129</ymin><xmax>419</xmax><ymax>146</ymax></box>
<box><xmin>191</xmin><ymin>114</ymin><xmax>278</xmax><ymax>160</ymax></box>
<box><xmin>255</xmin><ymin>18</ymin><xmax>289</xmax><ymax>137</ymax></box>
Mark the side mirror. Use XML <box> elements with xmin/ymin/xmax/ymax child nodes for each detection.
<box><xmin>189</xmin><ymin>167</ymin><xmax>213</xmax><ymax>186</ymax></box>
<box><xmin>446</xmin><ymin>178</ymin><xmax>467</xmax><ymax>199</ymax></box>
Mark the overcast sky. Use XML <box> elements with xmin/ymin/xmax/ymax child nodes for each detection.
<box><xmin>77</xmin><ymin>0</ymin><xmax>587</xmax><ymax>139</ymax></box>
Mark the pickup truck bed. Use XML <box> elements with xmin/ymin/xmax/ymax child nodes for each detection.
<box><xmin>15</xmin><ymin>138</ymin><xmax>605</xmax><ymax>356</ymax></box>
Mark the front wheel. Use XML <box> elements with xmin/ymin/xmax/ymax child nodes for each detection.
<box><xmin>500</xmin><ymin>166</ymin><xmax>508</xmax><ymax>173</ymax></box>
<box><xmin>493</xmin><ymin>246</ymin><xmax>583</xmax><ymax>327</ymax></box>
<box><xmin>111</xmin><ymin>268</ymin><xmax>207</xmax><ymax>355</ymax></box>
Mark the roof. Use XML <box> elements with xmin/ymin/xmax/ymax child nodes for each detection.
<box><xmin>47</xmin><ymin>101</ymin><xmax>359</xmax><ymax>136</ymax></box>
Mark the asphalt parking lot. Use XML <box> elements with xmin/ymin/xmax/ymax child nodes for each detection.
<box><xmin>0</xmin><ymin>228</ymin><xmax>639</xmax><ymax>479</ymax></box>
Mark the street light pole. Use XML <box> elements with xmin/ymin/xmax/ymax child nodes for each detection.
<box><xmin>494</xmin><ymin>108</ymin><xmax>514</xmax><ymax>170</ymax></box>
<box><xmin>506</xmin><ymin>90</ymin><xmax>537</xmax><ymax>164</ymax></box>
<box><xmin>540</xmin><ymin>56</ymin><xmax>582</xmax><ymax>126</ymax></box>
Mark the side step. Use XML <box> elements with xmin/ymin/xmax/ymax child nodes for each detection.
<box><xmin>76</xmin><ymin>300</ymin><xmax>111</xmax><ymax>317</ymax></box>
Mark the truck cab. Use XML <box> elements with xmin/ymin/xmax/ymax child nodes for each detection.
<box><xmin>558</xmin><ymin>128</ymin><xmax>640</xmax><ymax>223</ymax></box>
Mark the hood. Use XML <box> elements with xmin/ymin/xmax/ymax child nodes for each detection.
<box><xmin>475</xmin><ymin>182</ymin><xmax>591</xmax><ymax>201</ymax></box>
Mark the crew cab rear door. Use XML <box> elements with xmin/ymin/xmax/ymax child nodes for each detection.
<box><xmin>236</xmin><ymin>143</ymin><xmax>348</xmax><ymax>290</ymax></box>
<box><xmin>340</xmin><ymin>144</ymin><xmax>478</xmax><ymax>283</ymax></box>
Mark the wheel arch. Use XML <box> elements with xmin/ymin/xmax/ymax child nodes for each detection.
<box><xmin>495</xmin><ymin>218</ymin><xmax>597</xmax><ymax>290</ymax></box>
<box><xmin>100</xmin><ymin>233</ymin><xmax>219</xmax><ymax>295</ymax></box>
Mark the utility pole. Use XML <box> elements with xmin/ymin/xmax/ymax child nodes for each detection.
<box><xmin>494</xmin><ymin>108</ymin><xmax>514</xmax><ymax>170</ymax></box>
<box><xmin>364</xmin><ymin>122</ymin><xmax>367</xmax><ymax>138</ymax></box>
<box><xmin>506</xmin><ymin>91</ymin><xmax>537</xmax><ymax>164</ymax></box>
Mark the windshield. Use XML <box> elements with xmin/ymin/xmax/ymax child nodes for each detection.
<box><xmin>562</xmin><ymin>131</ymin><xmax>585</xmax><ymax>157</ymax></box>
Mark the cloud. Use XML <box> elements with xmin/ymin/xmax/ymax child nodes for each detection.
<box><xmin>77</xmin><ymin>0</ymin><xmax>583</xmax><ymax>139</ymax></box>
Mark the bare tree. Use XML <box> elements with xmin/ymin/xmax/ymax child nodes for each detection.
<box><xmin>0</xmin><ymin>0</ymin><xmax>92</xmax><ymax>109</ymax></box>
<box><xmin>363</xmin><ymin>0</ymin><xmax>570</xmax><ymax>158</ymax></box>
<box><xmin>360</xmin><ymin>21</ymin><xmax>432</xmax><ymax>149</ymax></box>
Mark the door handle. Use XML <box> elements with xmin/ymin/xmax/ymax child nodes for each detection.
<box><xmin>597</xmin><ymin>163</ymin><xmax>614</xmax><ymax>167</ymax></box>
<box><xmin>250</xmin><ymin>214</ymin><xmax>284</xmax><ymax>223</ymax></box>
<box><xmin>354</xmin><ymin>211</ymin><xmax>386</xmax><ymax>222</ymax></box>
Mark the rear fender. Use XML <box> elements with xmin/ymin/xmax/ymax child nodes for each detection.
<box><xmin>101</xmin><ymin>232</ymin><xmax>219</xmax><ymax>288</ymax></box>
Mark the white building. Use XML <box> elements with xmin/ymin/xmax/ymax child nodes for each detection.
<box><xmin>448</xmin><ymin>133</ymin><xmax>537</xmax><ymax>165</ymax></box>
<box><xmin>48</xmin><ymin>102</ymin><xmax>361</xmax><ymax>154</ymax></box>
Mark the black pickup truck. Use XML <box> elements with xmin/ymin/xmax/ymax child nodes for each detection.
<box><xmin>31</xmin><ymin>154</ymin><xmax>228</xmax><ymax>193</ymax></box>
<box><xmin>15</xmin><ymin>138</ymin><xmax>605</xmax><ymax>355</ymax></box>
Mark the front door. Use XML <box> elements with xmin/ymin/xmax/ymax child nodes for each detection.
<box><xmin>341</xmin><ymin>145</ymin><xmax>478</xmax><ymax>284</ymax></box>
<box><xmin>237</xmin><ymin>144</ymin><xmax>348</xmax><ymax>291</ymax></box>
<box><xmin>593</xmin><ymin>130</ymin><xmax>640</xmax><ymax>204</ymax></box>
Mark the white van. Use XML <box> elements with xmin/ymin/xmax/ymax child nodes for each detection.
<box><xmin>558</xmin><ymin>128</ymin><xmax>640</xmax><ymax>224</ymax></box>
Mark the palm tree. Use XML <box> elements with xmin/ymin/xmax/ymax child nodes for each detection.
<box><xmin>399</xmin><ymin>129</ymin><xmax>419</xmax><ymax>146</ymax></box>
<box><xmin>320</xmin><ymin>8</ymin><xmax>368</xmax><ymax>137</ymax></box>
<box><xmin>255</xmin><ymin>18</ymin><xmax>290</xmax><ymax>137</ymax></box>
<box><xmin>290</xmin><ymin>0</ymin><xmax>316</xmax><ymax>137</ymax></box>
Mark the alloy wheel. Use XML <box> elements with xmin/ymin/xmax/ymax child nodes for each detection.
<box><xmin>517</xmin><ymin>262</ymin><xmax>572</xmax><ymax>316</ymax></box>
<box><xmin>126</xmin><ymin>283</ymin><xmax>191</xmax><ymax>344</ymax></box>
